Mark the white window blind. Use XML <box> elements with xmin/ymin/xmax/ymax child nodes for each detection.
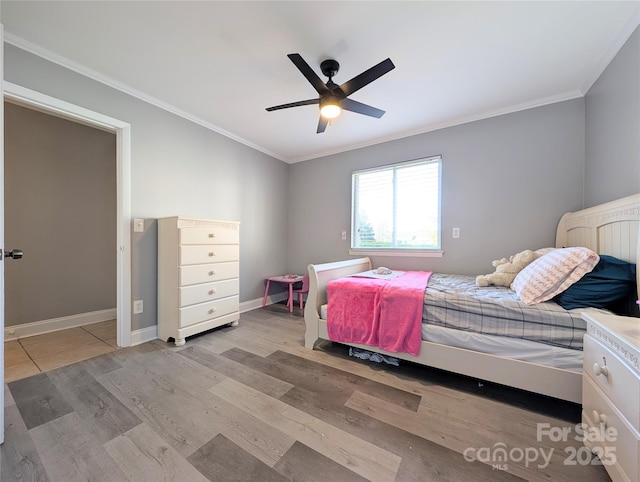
<box><xmin>351</xmin><ymin>156</ymin><xmax>441</xmax><ymax>251</ymax></box>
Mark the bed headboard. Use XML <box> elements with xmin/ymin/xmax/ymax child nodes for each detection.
<box><xmin>556</xmin><ymin>193</ymin><xmax>640</xmax><ymax>301</ymax></box>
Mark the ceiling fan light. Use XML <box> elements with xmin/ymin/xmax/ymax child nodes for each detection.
<box><xmin>320</xmin><ymin>97</ymin><xmax>341</xmax><ymax>119</ymax></box>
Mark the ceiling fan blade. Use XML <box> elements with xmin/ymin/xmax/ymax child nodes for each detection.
<box><xmin>339</xmin><ymin>58</ymin><xmax>395</xmax><ymax>97</ymax></box>
<box><xmin>266</xmin><ymin>98</ymin><xmax>319</xmax><ymax>112</ymax></box>
<box><xmin>317</xmin><ymin>117</ymin><xmax>328</xmax><ymax>134</ymax></box>
<box><xmin>288</xmin><ymin>53</ymin><xmax>331</xmax><ymax>95</ymax></box>
<box><xmin>341</xmin><ymin>98</ymin><xmax>386</xmax><ymax>118</ymax></box>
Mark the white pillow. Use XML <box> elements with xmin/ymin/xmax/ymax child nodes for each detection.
<box><xmin>511</xmin><ymin>247</ymin><xmax>600</xmax><ymax>305</ymax></box>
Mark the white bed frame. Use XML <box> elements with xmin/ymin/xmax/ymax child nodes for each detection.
<box><xmin>304</xmin><ymin>193</ymin><xmax>640</xmax><ymax>403</ymax></box>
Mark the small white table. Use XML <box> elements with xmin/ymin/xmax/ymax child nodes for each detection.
<box><xmin>262</xmin><ymin>274</ymin><xmax>304</xmax><ymax>313</ymax></box>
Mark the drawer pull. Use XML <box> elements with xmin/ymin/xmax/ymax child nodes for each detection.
<box><xmin>208</xmin><ymin>289</ymin><xmax>216</xmax><ymax>295</ymax></box>
<box><xmin>208</xmin><ymin>233</ymin><xmax>216</xmax><ymax>238</ymax></box>
<box><xmin>592</xmin><ymin>410</ymin><xmax>607</xmax><ymax>426</ymax></box>
<box><xmin>208</xmin><ymin>251</ymin><xmax>216</xmax><ymax>257</ymax></box>
<box><xmin>208</xmin><ymin>270</ymin><xmax>217</xmax><ymax>276</ymax></box>
<box><xmin>208</xmin><ymin>308</ymin><xmax>216</xmax><ymax>315</ymax></box>
<box><xmin>592</xmin><ymin>362</ymin><xmax>609</xmax><ymax>378</ymax></box>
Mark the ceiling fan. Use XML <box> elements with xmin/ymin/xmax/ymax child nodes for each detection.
<box><xmin>266</xmin><ymin>53</ymin><xmax>395</xmax><ymax>133</ymax></box>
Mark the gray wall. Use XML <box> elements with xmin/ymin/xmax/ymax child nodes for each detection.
<box><xmin>288</xmin><ymin>24</ymin><xmax>640</xmax><ymax>276</ymax></box>
<box><xmin>4</xmin><ymin>44</ymin><xmax>290</xmax><ymax>331</ymax></box>
<box><xmin>4</xmin><ymin>101</ymin><xmax>116</xmax><ymax>326</ymax></box>
<box><xmin>585</xmin><ymin>26</ymin><xmax>640</xmax><ymax>207</ymax></box>
<box><xmin>288</xmin><ymin>99</ymin><xmax>586</xmax><ymax>276</ymax></box>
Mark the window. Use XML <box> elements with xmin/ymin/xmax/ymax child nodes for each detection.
<box><xmin>351</xmin><ymin>156</ymin><xmax>441</xmax><ymax>256</ymax></box>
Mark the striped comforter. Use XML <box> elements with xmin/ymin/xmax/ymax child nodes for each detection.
<box><xmin>422</xmin><ymin>273</ymin><xmax>587</xmax><ymax>350</ymax></box>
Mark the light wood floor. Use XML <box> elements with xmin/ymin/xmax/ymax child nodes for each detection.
<box><xmin>1</xmin><ymin>305</ymin><xmax>611</xmax><ymax>481</ymax></box>
<box><xmin>4</xmin><ymin>320</ymin><xmax>118</xmax><ymax>382</ymax></box>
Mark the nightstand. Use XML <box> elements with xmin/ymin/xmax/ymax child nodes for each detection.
<box><xmin>581</xmin><ymin>311</ymin><xmax>640</xmax><ymax>482</ymax></box>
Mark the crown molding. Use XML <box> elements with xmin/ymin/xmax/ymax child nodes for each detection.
<box><xmin>3</xmin><ymin>32</ymin><xmax>286</xmax><ymax>162</ymax></box>
<box><xmin>291</xmin><ymin>90</ymin><xmax>584</xmax><ymax>163</ymax></box>
<box><xmin>580</xmin><ymin>4</ymin><xmax>640</xmax><ymax>94</ymax></box>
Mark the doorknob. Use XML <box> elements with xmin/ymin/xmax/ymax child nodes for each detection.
<box><xmin>2</xmin><ymin>249</ymin><xmax>23</xmax><ymax>260</ymax></box>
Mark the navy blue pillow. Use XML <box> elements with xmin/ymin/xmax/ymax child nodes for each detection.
<box><xmin>553</xmin><ymin>255</ymin><xmax>636</xmax><ymax>310</ymax></box>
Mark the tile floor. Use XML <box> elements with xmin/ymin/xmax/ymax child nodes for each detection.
<box><xmin>4</xmin><ymin>319</ymin><xmax>118</xmax><ymax>382</ymax></box>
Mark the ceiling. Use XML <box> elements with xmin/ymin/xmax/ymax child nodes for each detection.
<box><xmin>1</xmin><ymin>1</ymin><xmax>639</xmax><ymax>163</ymax></box>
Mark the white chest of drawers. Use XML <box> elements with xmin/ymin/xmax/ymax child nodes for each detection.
<box><xmin>158</xmin><ymin>216</ymin><xmax>240</xmax><ymax>346</ymax></box>
<box><xmin>581</xmin><ymin>312</ymin><xmax>640</xmax><ymax>482</ymax></box>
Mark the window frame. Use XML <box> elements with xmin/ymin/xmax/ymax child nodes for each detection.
<box><xmin>349</xmin><ymin>155</ymin><xmax>443</xmax><ymax>258</ymax></box>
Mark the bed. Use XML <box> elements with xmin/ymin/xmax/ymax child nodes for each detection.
<box><xmin>303</xmin><ymin>193</ymin><xmax>640</xmax><ymax>403</ymax></box>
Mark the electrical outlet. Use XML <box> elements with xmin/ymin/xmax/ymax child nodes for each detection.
<box><xmin>452</xmin><ymin>227</ymin><xmax>460</xmax><ymax>238</ymax></box>
<box><xmin>133</xmin><ymin>300</ymin><xmax>144</xmax><ymax>314</ymax></box>
<box><xmin>133</xmin><ymin>218</ymin><xmax>144</xmax><ymax>233</ymax></box>
<box><xmin>341</xmin><ymin>230</ymin><xmax>347</xmax><ymax>240</ymax></box>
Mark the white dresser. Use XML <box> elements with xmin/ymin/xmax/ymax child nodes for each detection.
<box><xmin>158</xmin><ymin>216</ymin><xmax>240</xmax><ymax>346</ymax></box>
<box><xmin>581</xmin><ymin>311</ymin><xmax>640</xmax><ymax>482</ymax></box>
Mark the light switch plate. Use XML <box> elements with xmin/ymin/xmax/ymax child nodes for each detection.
<box><xmin>133</xmin><ymin>300</ymin><xmax>143</xmax><ymax>314</ymax></box>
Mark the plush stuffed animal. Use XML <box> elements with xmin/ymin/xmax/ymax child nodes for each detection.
<box><xmin>476</xmin><ymin>249</ymin><xmax>539</xmax><ymax>287</ymax></box>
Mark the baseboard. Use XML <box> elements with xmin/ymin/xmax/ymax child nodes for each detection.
<box><xmin>130</xmin><ymin>325</ymin><xmax>158</xmax><ymax>346</ymax></box>
<box><xmin>4</xmin><ymin>308</ymin><xmax>117</xmax><ymax>341</ymax></box>
<box><xmin>240</xmin><ymin>292</ymin><xmax>288</xmax><ymax>313</ymax></box>
<box><xmin>128</xmin><ymin>295</ymin><xmax>286</xmax><ymax>347</ymax></box>
<box><xmin>3</xmin><ymin>294</ymin><xmax>291</xmax><ymax>344</ymax></box>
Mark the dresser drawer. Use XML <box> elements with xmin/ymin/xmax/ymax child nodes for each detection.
<box><xmin>582</xmin><ymin>375</ymin><xmax>640</xmax><ymax>481</ymax></box>
<box><xmin>179</xmin><ymin>226</ymin><xmax>239</xmax><ymax>245</ymax></box>
<box><xmin>179</xmin><ymin>262</ymin><xmax>239</xmax><ymax>286</ymax></box>
<box><xmin>584</xmin><ymin>334</ymin><xmax>640</xmax><ymax>430</ymax></box>
<box><xmin>179</xmin><ymin>245</ymin><xmax>239</xmax><ymax>265</ymax></box>
<box><xmin>179</xmin><ymin>296</ymin><xmax>239</xmax><ymax>328</ymax></box>
<box><xmin>179</xmin><ymin>279</ymin><xmax>239</xmax><ymax>307</ymax></box>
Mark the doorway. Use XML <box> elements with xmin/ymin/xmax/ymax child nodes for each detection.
<box><xmin>2</xmin><ymin>82</ymin><xmax>132</xmax><ymax>357</ymax></box>
<box><xmin>4</xmin><ymin>100</ymin><xmax>118</xmax><ymax>380</ymax></box>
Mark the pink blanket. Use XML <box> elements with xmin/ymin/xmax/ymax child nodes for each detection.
<box><xmin>326</xmin><ymin>271</ymin><xmax>432</xmax><ymax>356</ymax></box>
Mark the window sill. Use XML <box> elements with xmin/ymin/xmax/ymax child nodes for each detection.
<box><xmin>348</xmin><ymin>249</ymin><xmax>444</xmax><ymax>258</ymax></box>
